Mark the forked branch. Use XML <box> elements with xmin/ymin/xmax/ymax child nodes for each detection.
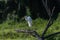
<box><xmin>42</xmin><ymin>0</ymin><xmax>55</xmax><ymax>38</ymax></box>
<box><xmin>15</xmin><ymin>29</ymin><xmax>42</xmax><ymax>40</ymax></box>
<box><xmin>15</xmin><ymin>0</ymin><xmax>56</xmax><ymax>40</ymax></box>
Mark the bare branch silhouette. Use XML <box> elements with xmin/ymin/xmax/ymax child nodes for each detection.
<box><xmin>44</xmin><ymin>32</ymin><xmax>60</xmax><ymax>39</ymax></box>
<box><xmin>42</xmin><ymin>0</ymin><xmax>55</xmax><ymax>38</ymax></box>
<box><xmin>15</xmin><ymin>29</ymin><xmax>42</xmax><ymax>40</ymax></box>
<box><xmin>15</xmin><ymin>0</ymin><xmax>59</xmax><ymax>40</ymax></box>
<box><xmin>42</xmin><ymin>0</ymin><xmax>51</xmax><ymax>17</ymax></box>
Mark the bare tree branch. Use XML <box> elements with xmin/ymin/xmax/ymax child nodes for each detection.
<box><xmin>52</xmin><ymin>6</ymin><xmax>55</xmax><ymax>15</ymax></box>
<box><xmin>44</xmin><ymin>32</ymin><xmax>60</xmax><ymax>39</ymax></box>
<box><xmin>42</xmin><ymin>0</ymin><xmax>51</xmax><ymax>17</ymax></box>
<box><xmin>46</xmin><ymin>0</ymin><xmax>47</xmax><ymax>6</ymax></box>
<box><xmin>15</xmin><ymin>0</ymin><xmax>56</xmax><ymax>40</ymax></box>
<box><xmin>41</xmin><ymin>0</ymin><xmax>55</xmax><ymax>38</ymax></box>
<box><xmin>15</xmin><ymin>29</ymin><xmax>42</xmax><ymax>40</ymax></box>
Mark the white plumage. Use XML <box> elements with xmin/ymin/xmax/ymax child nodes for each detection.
<box><xmin>25</xmin><ymin>16</ymin><xmax>32</xmax><ymax>27</ymax></box>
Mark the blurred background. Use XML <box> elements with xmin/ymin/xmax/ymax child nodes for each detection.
<box><xmin>0</xmin><ymin>0</ymin><xmax>60</xmax><ymax>40</ymax></box>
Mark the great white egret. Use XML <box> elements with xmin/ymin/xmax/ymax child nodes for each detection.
<box><xmin>25</xmin><ymin>16</ymin><xmax>32</xmax><ymax>27</ymax></box>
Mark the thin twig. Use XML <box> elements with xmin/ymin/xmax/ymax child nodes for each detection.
<box><xmin>42</xmin><ymin>0</ymin><xmax>51</xmax><ymax>17</ymax></box>
<box><xmin>44</xmin><ymin>32</ymin><xmax>60</xmax><ymax>39</ymax></box>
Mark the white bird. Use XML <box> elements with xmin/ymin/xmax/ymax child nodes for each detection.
<box><xmin>25</xmin><ymin>16</ymin><xmax>32</xmax><ymax>27</ymax></box>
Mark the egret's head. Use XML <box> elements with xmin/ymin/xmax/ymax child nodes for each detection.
<box><xmin>24</xmin><ymin>16</ymin><xmax>28</xmax><ymax>21</ymax></box>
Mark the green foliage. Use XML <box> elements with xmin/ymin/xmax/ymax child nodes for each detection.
<box><xmin>0</xmin><ymin>13</ymin><xmax>60</xmax><ymax>40</ymax></box>
<box><xmin>0</xmin><ymin>0</ymin><xmax>60</xmax><ymax>40</ymax></box>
